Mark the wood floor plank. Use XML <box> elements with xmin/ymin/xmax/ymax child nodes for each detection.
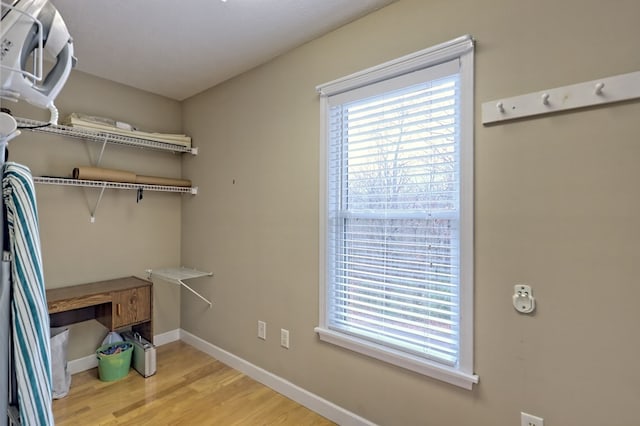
<box><xmin>53</xmin><ymin>341</ymin><xmax>336</xmax><ymax>425</ymax></box>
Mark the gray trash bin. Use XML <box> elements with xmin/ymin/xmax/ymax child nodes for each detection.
<box><xmin>50</xmin><ymin>327</ymin><xmax>71</xmax><ymax>399</ymax></box>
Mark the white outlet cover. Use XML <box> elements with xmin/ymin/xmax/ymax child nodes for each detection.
<box><xmin>280</xmin><ymin>328</ymin><xmax>290</xmax><ymax>349</ymax></box>
<box><xmin>521</xmin><ymin>412</ymin><xmax>544</xmax><ymax>426</ymax></box>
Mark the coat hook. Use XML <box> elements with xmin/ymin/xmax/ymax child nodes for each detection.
<box><xmin>594</xmin><ymin>82</ymin><xmax>605</xmax><ymax>95</ymax></box>
<box><xmin>541</xmin><ymin>93</ymin><xmax>550</xmax><ymax>106</ymax></box>
<box><xmin>496</xmin><ymin>101</ymin><xmax>505</xmax><ymax>113</ymax></box>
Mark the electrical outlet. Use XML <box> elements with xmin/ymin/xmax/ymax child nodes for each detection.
<box><xmin>258</xmin><ymin>320</ymin><xmax>266</xmax><ymax>340</ymax></box>
<box><xmin>521</xmin><ymin>412</ymin><xmax>544</xmax><ymax>426</ymax></box>
<box><xmin>280</xmin><ymin>328</ymin><xmax>290</xmax><ymax>349</ymax></box>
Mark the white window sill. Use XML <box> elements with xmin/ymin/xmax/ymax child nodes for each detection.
<box><xmin>315</xmin><ymin>327</ymin><xmax>479</xmax><ymax>390</ymax></box>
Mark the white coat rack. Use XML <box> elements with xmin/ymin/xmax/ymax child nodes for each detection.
<box><xmin>482</xmin><ymin>70</ymin><xmax>640</xmax><ymax>125</ymax></box>
<box><xmin>147</xmin><ymin>267</ymin><xmax>213</xmax><ymax>307</ymax></box>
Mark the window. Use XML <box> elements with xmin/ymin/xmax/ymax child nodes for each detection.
<box><xmin>316</xmin><ymin>36</ymin><xmax>477</xmax><ymax>389</ymax></box>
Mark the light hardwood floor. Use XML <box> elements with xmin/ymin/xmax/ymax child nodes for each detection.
<box><xmin>53</xmin><ymin>341</ymin><xmax>336</xmax><ymax>425</ymax></box>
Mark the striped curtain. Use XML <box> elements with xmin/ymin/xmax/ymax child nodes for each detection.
<box><xmin>3</xmin><ymin>162</ymin><xmax>54</xmax><ymax>425</ymax></box>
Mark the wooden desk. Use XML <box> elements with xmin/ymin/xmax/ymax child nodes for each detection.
<box><xmin>46</xmin><ymin>276</ymin><xmax>153</xmax><ymax>343</ymax></box>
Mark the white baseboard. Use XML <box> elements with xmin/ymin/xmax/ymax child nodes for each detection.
<box><xmin>68</xmin><ymin>354</ymin><xmax>98</xmax><ymax>375</ymax></box>
<box><xmin>153</xmin><ymin>328</ymin><xmax>181</xmax><ymax>346</ymax></box>
<box><xmin>180</xmin><ymin>329</ymin><xmax>376</xmax><ymax>426</ymax></box>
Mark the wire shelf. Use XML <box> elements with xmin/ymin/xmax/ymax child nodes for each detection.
<box><xmin>33</xmin><ymin>176</ymin><xmax>197</xmax><ymax>194</ymax></box>
<box><xmin>16</xmin><ymin>117</ymin><xmax>196</xmax><ymax>154</ymax></box>
<box><xmin>149</xmin><ymin>267</ymin><xmax>213</xmax><ymax>283</ymax></box>
<box><xmin>148</xmin><ymin>267</ymin><xmax>214</xmax><ymax>307</ymax></box>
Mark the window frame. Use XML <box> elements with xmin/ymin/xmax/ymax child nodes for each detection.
<box><xmin>315</xmin><ymin>35</ymin><xmax>478</xmax><ymax>390</ymax></box>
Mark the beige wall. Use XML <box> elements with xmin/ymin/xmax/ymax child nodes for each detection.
<box><xmin>6</xmin><ymin>70</ymin><xmax>184</xmax><ymax>359</ymax></box>
<box><xmin>181</xmin><ymin>0</ymin><xmax>640</xmax><ymax>425</ymax></box>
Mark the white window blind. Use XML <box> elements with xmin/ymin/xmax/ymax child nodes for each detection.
<box><xmin>316</xmin><ymin>35</ymin><xmax>477</xmax><ymax>389</ymax></box>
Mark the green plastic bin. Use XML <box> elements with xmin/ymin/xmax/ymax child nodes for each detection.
<box><xmin>96</xmin><ymin>342</ymin><xmax>133</xmax><ymax>382</ymax></box>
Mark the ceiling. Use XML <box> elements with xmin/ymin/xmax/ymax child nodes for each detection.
<box><xmin>50</xmin><ymin>0</ymin><xmax>395</xmax><ymax>101</ymax></box>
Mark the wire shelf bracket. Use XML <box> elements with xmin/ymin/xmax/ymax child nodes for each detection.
<box><xmin>146</xmin><ymin>267</ymin><xmax>214</xmax><ymax>307</ymax></box>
